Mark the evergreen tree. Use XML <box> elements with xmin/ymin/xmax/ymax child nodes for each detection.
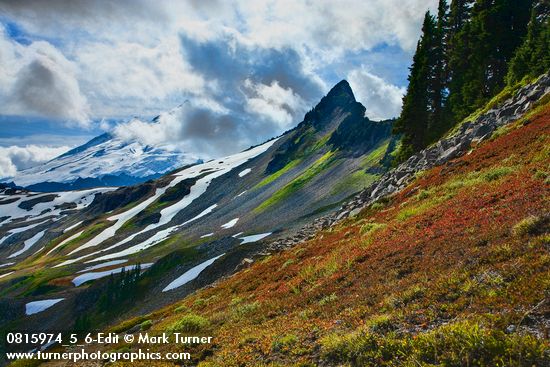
<box><xmin>429</xmin><ymin>0</ymin><xmax>450</xmax><ymax>140</ymax></box>
<box><xmin>507</xmin><ymin>0</ymin><xmax>550</xmax><ymax>85</ymax></box>
<box><xmin>394</xmin><ymin>0</ymin><xmax>538</xmax><ymax>162</ymax></box>
<box><xmin>394</xmin><ymin>12</ymin><xmax>438</xmax><ymax>160</ymax></box>
<box><xmin>447</xmin><ymin>0</ymin><xmax>474</xmax><ymax>120</ymax></box>
<box><xmin>450</xmin><ymin>0</ymin><xmax>533</xmax><ymax>120</ymax></box>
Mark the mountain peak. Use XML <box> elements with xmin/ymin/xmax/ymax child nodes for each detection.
<box><xmin>326</xmin><ymin>79</ymin><xmax>355</xmax><ymax>102</ymax></box>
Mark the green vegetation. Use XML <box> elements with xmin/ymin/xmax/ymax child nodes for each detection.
<box><xmin>0</xmin><ymin>266</ymin><xmax>72</xmax><ymax>297</ymax></box>
<box><xmin>254</xmin><ymin>158</ymin><xmax>301</xmax><ymax>189</ymax></box>
<box><xmin>321</xmin><ymin>319</ymin><xmax>547</xmax><ymax>367</ymax></box>
<box><xmin>140</xmin><ymin>319</ymin><xmax>153</xmax><ymax>331</ymax></box>
<box><xmin>167</xmin><ymin>314</ymin><xmax>209</xmax><ymax>333</ymax></box>
<box><xmin>230</xmin><ymin>297</ymin><xmax>261</xmax><ymax>319</ymax></box>
<box><xmin>359</xmin><ymin>222</ymin><xmax>386</xmax><ymax>235</ymax></box>
<box><xmin>255</xmin><ymin>151</ymin><xmax>337</xmax><ymax>212</ymax></box>
<box><xmin>512</xmin><ymin>215</ymin><xmax>545</xmax><ymax>237</ymax></box>
<box><xmin>271</xmin><ymin>334</ymin><xmax>298</xmax><ymax>352</ymax></box>
<box><xmin>507</xmin><ymin>0</ymin><xmax>550</xmax><ymax>85</ymax></box>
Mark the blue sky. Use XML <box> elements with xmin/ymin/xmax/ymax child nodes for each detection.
<box><xmin>0</xmin><ymin>0</ymin><xmax>436</xmax><ymax>177</ymax></box>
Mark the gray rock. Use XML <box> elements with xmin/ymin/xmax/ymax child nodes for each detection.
<box><xmin>349</xmin><ymin>208</ymin><xmax>362</xmax><ymax>217</ymax></box>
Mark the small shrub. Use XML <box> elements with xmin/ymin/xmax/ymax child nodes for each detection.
<box><xmin>482</xmin><ymin>166</ymin><xmax>514</xmax><ymax>182</ymax></box>
<box><xmin>140</xmin><ymin>319</ymin><xmax>152</xmax><ymax>330</ymax></box>
<box><xmin>280</xmin><ymin>259</ymin><xmax>295</xmax><ymax>270</ymax></box>
<box><xmin>318</xmin><ymin>293</ymin><xmax>338</xmax><ymax>306</ymax></box>
<box><xmin>365</xmin><ymin>314</ymin><xmax>395</xmax><ymax>333</ymax></box>
<box><xmin>360</xmin><ymin>222</ymin><xmax>386</xmax><ymax>235</ymax></box>
<box><xmin>193</xmin><ymin>298</ymin><xmax>206</xmax><ymax>308</ymax></box>
<box><xmin>271</xmin><ymin>334</ymin><xmax>298</xmax><ymax>352</ymax></box>
<box><xmin>533</xmin><ymin>170</ymin><xmax>548</xmax><ymax>180</ymax></box>
<box><xmin>415</xmin><ymin>189</ymin><xmax>432</xmax><ymax>201</ymax></box>
<box><xmin>400</xmin><ymin>285</ymin><xmax>425</xmax><ymax>304</ymax></box>
<box><xmin>232</xmin><ymin>300</ymin><xmax>260</xmax><ymax>318</ymax></box>
<box><xmin>167</xmin><ymin>313</ymin><xmax>209</xmax><ymax>333</ymax></box>
<box><xmin>174</xmin><ymin>305</ymin><xmax>187</xmax><ymax>313</ymax></box>
<box><xmin>512</xmin><ymin>215</ymin><xmax>545</xmax><ymax>237</ymax></box>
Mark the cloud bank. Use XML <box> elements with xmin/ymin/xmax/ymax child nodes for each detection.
<box><xmin>0</xmin><ymin>0</ymin><xmax>437</xmax><ymax>174</ymax></box>
<box><xmin>0</xmin><ymin>145</ymin><xmax>70</xmax><ymax>178</ymax></box>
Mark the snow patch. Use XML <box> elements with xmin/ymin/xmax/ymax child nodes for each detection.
<box><xmin>238</xmin><ymin>168</ymin><xmax>252</xmax><ymax>177</ymax></box>
<box><xmin>63</xmin><ymin>221</ymin><xmax>83</xmax><ymax>233</ymax></box>
<box><xmin>200</xmin><ymin>233</ymin><xmax>214</xmax><ymax>238</ymax></box>
<box><xmin>181</xmin><ymin>204</ymin><xmax>217</xmax><ymax>226</ymax></box>
<box><xmin>47</xmin><ymin>230</ymin><xmax>83</xmax><ymax>255</ymax></box>
<box><xmin>0</xmin><ymin>219</ymin><xmax>51</xmax><ymax>246</ymax></box>
<box><xmin>0</xmin><ymin>188</ymin><xmax>113</xmax><ymax>225</ymax></box>
<box><xmin>221</xmin><ymin>218</ymin><xmax>239</xmax><ymax>229</ymax></box>
<box><xmin>162</xmin><ymin>254</ymin><xmax>224</xmax><ymax>292</ymax></box>
<box><xmin>25</xmin><ymin>299</ymin><xmax>64</xmax><ymax>315</ymax></box>
<box><xmin>77</xmin><ymin>259</ymin><xmax>128</xmax><ymax>273</ymax></box>
<box><xmin>8</xmin><ymin>230</ymin><xmax>47</xmax><ymax>258</ymax></box>
<box><xmin>68</xmin><ymin>139</ymin><xmax>277</xmax><ymax>263</ymax></box>
<box><xmin>239</xmin><ymin>232</ymin><xmax>272</xmax><ymax>244</ymax></box>
<box><xmin>72</xmin><ymin>263</ymin><xmax>153</xmax><ymax>287</ymax></box>
<box><xmin>0</xmin><ymin>271</ymin><xmax>14</xmax><ymax>279</ymax></box>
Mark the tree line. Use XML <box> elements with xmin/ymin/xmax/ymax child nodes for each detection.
<box><xmin>394</xmin><ymin>0</ymin><xmax>550</xmax><ymax>162</ymax></box>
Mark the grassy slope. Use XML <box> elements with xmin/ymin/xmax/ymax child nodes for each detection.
<box><xmin>41</xmin><ymin>106</ymin><xmax>550</xmax><ymax>366</ymax></box>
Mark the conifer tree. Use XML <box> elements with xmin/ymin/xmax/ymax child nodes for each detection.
<box><xmin>429</xmin><ymin>0</ymin><xmax>450</xmax><ymax>140</ymax></box>
<box><xmin>447</xmin><ymin>0</ymin><xmax>474</xmax><ymax>120</ymax></box>
<box><xmin>394</xmin><ymin>12</ymin><xmax>437</xmax><ymax>160</ymax></box>
<box><xmin>507</xmin><ymin>0</ymin><xmax>550</xmax><ymax>84</ymax></box>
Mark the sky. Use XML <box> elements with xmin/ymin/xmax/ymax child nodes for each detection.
<box><xmin>0</xmin><ymin>0</ymin><xmax>437</xmax><ymax>178</ymax></box>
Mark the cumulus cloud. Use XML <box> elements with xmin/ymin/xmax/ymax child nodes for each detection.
<box><xmin>0</xmin><ymin>0</ymin><xmax>437</xmax><ymax>159</ymax></box>
<box><xmin>75</xmin><ymin>38</ymin><xmax>204</xmax><ymax>117</ymax></box>
<box><xmin>113</xmin><ymin>103</ymin><xmax>242</xmax><ymax>159</ymax></box>
<box><xmin>0</xmin><ymin>145</ymin><xmax>70</xmax><ymax>178</ymax></box>
<box><xmin>348</xmin><ymin>68</ymin><xmax>405</xmax><ymax>120</ymax></box>
<box><xmin>0</xmin><ymin>28</ymin><xmax>90</xmax><ymax>126</ymax></box>
<box><xmin>243</xmin><ymin>79</ymin><xmax>307</xmax><ymax>129</ymax></box>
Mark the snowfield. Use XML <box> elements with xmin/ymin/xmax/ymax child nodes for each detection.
<box><xmin>8</xmin><ymin>230</ymin><xmax>47</xmax><ymax>258</ymax></box>
<box><xmin>72</xmin><ymin>263</ymin><xmax>153</xmax><ymax>286</ymax></box>
<box><xmin>221</xmin><ymin>218</ymin><xmax>239</xmax><ymax>229</ymax></box>
<box><xmin>8</xmin><ymin>132</ymin><xmax>198</xmax><ymax>188</ymax></box>
<box><xmin>0</xmin><ymin>271</ymin><xmax>14</xmax><ymax>279</ymax></box>
<box><xmin>77</xmin><ymin>259</ymin><xmax>128</xmax><ymax>273</ymax></box>
<box><xmin>239</xmin><ymin>232</ymin><xmax>272</xmax><ymax>244</ymax></box>
<box><xmin>25</xmin><ymin>299</ymin><xmax>64</xmax><ymax>315</ymax></box>
<box><xmin>47</xmin><ymin>230</ymin><xmax>83</xmax><ymax>255</ymax></box>
<box><xmin>0</xmin><ymin>188</ymin><xmax>113</xmax><ymax>225</ymax></box>
<box><xmin>63</xmin><ymin>138</ymin><xmax>277</xmax><ymax>264</ymax></box>
<box><xmin>163</xmin><ymin>254</ymin><xmax>225</xmax><ymax>292</ymax></box>
<box><xmin>238</xmin><ymin>168</ymin><xmax>252</xmax><ymax>177</ymax></box>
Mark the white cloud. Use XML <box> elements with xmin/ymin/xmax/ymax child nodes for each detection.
<box><xmin>243</xmin><ymin>79</ymin><xmax>307</xmax><ymax>129</ymax></box>
<box><xmin>0</xmin><ymin>0</ymin><xmax>437</xmax><ymax>154</ymax></box>
<box><xmin>75</xmin><ymin>38</ymin><xmax>205</xmax><ymax>117</ymax></box>
<box><xmin>0</xmin><ymin>27</ymin><xmax>90</xmax><ymax>126</ymax></box>
<box><xmin>0</xmin><ymin>0</ymin><xmax>435</xmax><ymax>118</ymax></box>
<box><xmin>348</xmin><ymin>68</ymin><xmax>405</xmax><ymax>120</ymax></box>
<box><xmin>0</xmin><ymin>145</ymin><xmax>70</xmax><ymax>178</ymax></box>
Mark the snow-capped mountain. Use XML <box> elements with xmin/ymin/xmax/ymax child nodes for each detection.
<box><xmin>5</xmin><ymin>112</ymin><xmax>200</xmax><ymax>192</ymax></box>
